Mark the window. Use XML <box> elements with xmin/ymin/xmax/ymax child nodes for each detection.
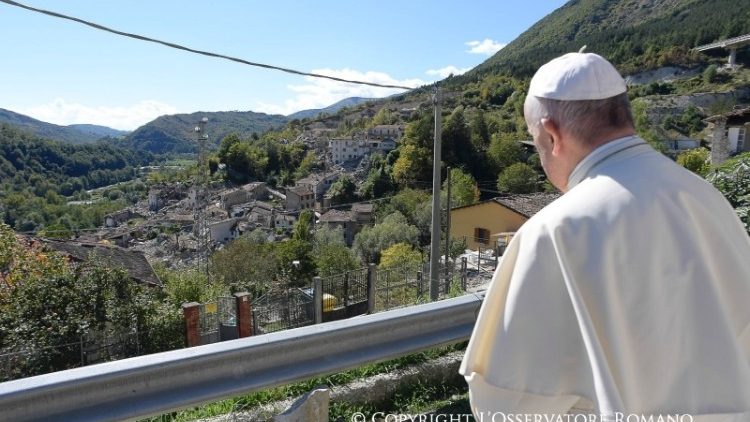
<box><xmin>738</xmin><ymin>127</ymin><xmax>746</xmax><ymax>152</ymax></box>
<box><xmin>474</xmin><ymin>227</ymin><xmax>490</xmax><ymax>245</ymax></box>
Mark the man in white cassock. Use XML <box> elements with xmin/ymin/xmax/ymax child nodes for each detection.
<box><xmin>459</xmin><ymin>52</ymin><xmax>750</xmax><ymax>420</ymax></box>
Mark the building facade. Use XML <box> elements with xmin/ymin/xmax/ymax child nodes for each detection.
<box><xmin>450</xmin><ymin>193</ymin><xmax>560</xmax><ymax>251</ymax></box>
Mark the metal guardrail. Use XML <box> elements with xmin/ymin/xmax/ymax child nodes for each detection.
<box><xmin>0</xmin><ymin>292</ymin><xmax>484</xmax><ymax>422</ymax></box>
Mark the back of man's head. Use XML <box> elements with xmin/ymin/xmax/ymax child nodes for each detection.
<box><xmin>525</xmin><ymin>53</ymin><xmax>634</xmax><ymax>147</ymax></box>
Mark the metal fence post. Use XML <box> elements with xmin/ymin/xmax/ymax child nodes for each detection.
<box><xmin>313</xmin><ymin>277</ymin><xmax>323</xmax><ymax>324</ymax></box>
<box><xmin>385</xmin><ymin>268</ymin><xmax>391</xmax><ymax>310</ymax></box>
<box><xmin>461</xmin><ymin>257</ymin><xmax>468</xmax><ymax>291</ymax></box>
<box><xmin>477</xmin><ymin>245</ymin><xmax>482</xmax><ymax>272</ymax></box>
<box><xmin>135</xmin><ymin>325</ymin><xmax>140</xmax><ymax>355</ymax></box>
<box><xmin>343</xmin><ymin>272</ymin><xmax>349</xmax><ymax>308</ymax></box>
<box><xmin>367</xmin><ymin>263</ymin><xmax>376</xmax><ymax>314</ymax></box>
<box><xmin>80</xmin><ymin>335</ymin><xmax>85</xmax><ymax>366</ymax></box>
<box><xmin>417</xmin><ymin>271</ymin><xmax>423</xmax><ymax>298</ymax></box>
<box><xmin>444</xmin><ymin>263</ymin><xmax>451</xmax><ymax>296</ymax></box>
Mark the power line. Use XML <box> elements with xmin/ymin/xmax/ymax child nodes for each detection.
<box><xmin>0</xmin><ymin>0</ymin><xmax>417</xmax><ymax>91</ymax></box>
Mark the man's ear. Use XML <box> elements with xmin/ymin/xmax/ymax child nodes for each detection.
<box><xmin>541</xmin><ymin>118</ymin><xmax>564</xmax><ymax>156</ymax></box>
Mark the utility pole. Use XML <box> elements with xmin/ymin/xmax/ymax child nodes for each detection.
<box><xmin>444</xmin><ymin>166</ymin><xmax>452</xmax><ymax>283</ymax></box>
<box><xmin>194</xmin><ymin>117</ymin><xmax>210</xmax><ymax>281</ymax></box>
<box><xmin>429</xmin><ymin>88</ymin><xmax>442</xmax><ymax>301</ymax></box>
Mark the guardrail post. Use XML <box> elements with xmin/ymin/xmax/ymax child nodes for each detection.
<box><xmin>367</xmin><ymin>263</ymin><xmax>376</xmax><ymax>314</ymax></box>
<box><xmin>234</xmin><ymin>292</ymin><xmax>252</xmax><ymax>338</ymax></box>
<box><xmin>182</xmin><ymin>302</ymin><xmax>201</xmax><ymax>347</ymax></box>
<box><xmin>313</xmin><ymin>277</ymin><xmax>322</xmax><ymax>324</ymax></box>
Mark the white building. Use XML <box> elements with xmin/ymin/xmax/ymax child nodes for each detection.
<box><xmin>329</xmin><ymin>138</ymin><xmax>370</xmax><ymax>164</ymax></box>
<box><xmin>329</xmin><ymin>138</ymin><xmax>397</xmax><ymax>164</ymax></box>
<box><xmin>208</xmin><ymin>218</ymin><xmax>241</xmax><ymax>244</ymax></box>
<box><xmin>367</xmin><ymin>124</ymin><xmax>405</xmax><ymax>139</ymax></box>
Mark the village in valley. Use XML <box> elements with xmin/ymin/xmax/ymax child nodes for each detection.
<box><xmin>83</xmin><ymin>123</ymin><xmax>406</xmax><ymax>267</ymax></box>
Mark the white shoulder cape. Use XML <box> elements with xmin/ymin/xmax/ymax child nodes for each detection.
<box><xmin>459</xmin><ymin>142</ymin><xmax>750</xmax><ymax>420</ymax></box>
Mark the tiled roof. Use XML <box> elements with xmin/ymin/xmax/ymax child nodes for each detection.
<box><xmin>41</xmin><ymin>240</ymin><xmax>162</xmax><ymax>287</ymax></box>
<box><xmin>288</xmin><ymin>185</ymin><xmax>313</xmax><ymax>196</ymax></box>
<box><xmin>493</xmin><ymin>193</ymin><xmax>561</xmax><ymax>218</ymax></box>
<box><xmin>319</xmin><ymin>209</ymin><xmax>354</xmax><ymax>222</ymax></box>
<box><xmin>351</xmin><ymin>202</ymin><xmax>374</xmax><ymax>213</ymax></box>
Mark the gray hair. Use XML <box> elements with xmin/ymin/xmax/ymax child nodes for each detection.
<box><xmin>524</xmin><ymin>93</ymin><xmax>634</xmax><ymax>145</ymax></box>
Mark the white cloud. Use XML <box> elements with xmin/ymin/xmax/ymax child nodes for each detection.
<box><xmin>426</xmin><ymin>65</ymin><xmax>471</xmax><ymax>79</ymax></box>
<box><xmin>17</xmin><ymin>98</ymin><xmax>179</xmax><ymax>131</ymax></box>
<box><xmin>255</xmin><ymin>68</ymin><xmax>427</xmax><ymax>116</ymax></box>
<box><xmin>465</xmin><ymin>39</ymin><xmax>507</xmax><ymax>56</ymax></box>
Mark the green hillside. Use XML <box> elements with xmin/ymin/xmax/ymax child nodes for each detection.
<box><xmin>0</xmin><ymin>108</ymin><xmax>105</xmax><ymax>144</ymax></box>
<box><xmin>462</xmin><ymin>0</ymin><xmax>750</xmax><ymax>80</ymax></box>
<box><xmin>0</xmin><ymin>124</ymin><xmax>152</xmax><ymax>197</ymax></box>
<box><xmin>124</xmin><ymin>111</ymin><xmax>288</xmax><ymax>154</ymax></box>
<box><xmin>0</xmin><ymin>124</ymin><xmax>155</xmax><ymax>233</ymax></box>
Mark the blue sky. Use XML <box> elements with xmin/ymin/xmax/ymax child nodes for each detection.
<box><xmin>1</xmin><ymin>0</ymin><xmax>567</xmax><ymax>130</ymax></box>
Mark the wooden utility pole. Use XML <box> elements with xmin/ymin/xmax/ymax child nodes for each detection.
<box><xmin>429</xmin><ymin>88</ymin><xmax>442</xmax><ymax>301</ymax></box>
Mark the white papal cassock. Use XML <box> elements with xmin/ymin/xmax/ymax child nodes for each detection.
<box><xmin>459</xmin><ymin>136</ymin><xmax>750</xmax><ymax>420</ymax></box>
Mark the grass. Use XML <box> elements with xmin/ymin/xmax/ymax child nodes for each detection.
<box><xmin>328</xmin><ymin>377</ymin><xmax>473</xmax><ymax>422</ymax></box>
<box><xmin>142</xmin><ymin>343</ymin><xmax>467</xmax><ymax>422</ymax></box>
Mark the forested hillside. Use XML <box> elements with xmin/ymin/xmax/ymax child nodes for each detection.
<box><xmin>0</xmin><ymin>108</ymin><xmax>109</xmax><ymax>144</ymax></box>
<box><xmin>124</xmin><ymin>110</ymin><xmax>288</xmax><ymax>154</ymax></box>
<box><xmin>246</xmin><ymin>0</ymin><xmax>750</xmax><ymax>217</ymax></box>
<box><xmin>0</xmin><ymin>124</ymin><xmax>152</xmax><ymax>233</ymax></box>
<box><xmin>462</xmin><ymin>0</ymin><xmax>750</xmax><ymax>79</ymax></box>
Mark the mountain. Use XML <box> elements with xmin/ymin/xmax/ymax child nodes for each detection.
<box><xmin>68</xmin><ymin>124</ymin><xmax>129</xmax><ymax>139</ymax></box>
<box><xmin>123</xmin><ymin>110</ymin><xmax>288</xmax><ymax>154</ymax></box>
<box><xmin>0</xmin><ymin>108</ymin><xmax>106</xmax><ymax>144</ymax></box>
<box><xmin>463</xmin><ymin>0</ymin><xmax>750</xmax><ymax>80</ymax></box>
<box><xmin>287</xmin><ymin>97</ymin><xmax>375</xmax><ymax>121</ymax></box>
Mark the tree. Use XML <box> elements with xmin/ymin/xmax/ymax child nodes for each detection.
<box><xmin>0</xmin><ymin>250</ymin><xmax>172</xmax><ymax>380</ymax></box>
<box><xmin>327</xmin><ymin>176</ymin><xmax>357</xmax><ymax>206</ymax></box>
<box><xmin>293</xmin><ymin>151</ymin><xmax>317</xmax><ymax>180</ymax></box>
<box><xmin>371</xmin><ymin>108</ymin><xmax>395</xmax><ymax>126</ymax></box>
<box><xmin>707</xmin><ymin>152</ymin><xmax>750</xmax><ymax>235</ymax></box>
<box><xmin>223</xmin><ymin>142</ymin><xmax>269</xmax><ymax>183</ymax></box>
<box><xmin>293</xmin><ymin>209</ymin><xmax>314</xmax><ymax>243</ymax></box>
<box><xmin>378</xmin><ymin>242</ymin><xmax>423</xmax><ymax>271</ymax></box>
<box><xmin>392</xmin><ymin>144</ymin><xmax>431</xmax><ymax>187</ymax></box>
<box><xmin>442</xmin><ymin>106</ymin><xmax>472</xmax><ymax>166</ymax></box>
<box><xmin>488</xmin><ymin>134</ymin><xmax>524</xmax><ymax>171</ymax></box>
<box><xmin>677</xmin><ymin>147</ymin><xmax>710</xmax><ymax>177</ymax></box>
<box><xmin>353</xmin><ymin>212</ymin><xmax>419</xmax><ymax>263</ymax></box>
<box><xmin>217</xmin><ymin>133</ymin><xmax>241</xmax><ymax>163</ymax></box>
<box><xmin>275</xmin><ymin>239</ymin><xmax>316</xmax><ymax>287</ymax></box>
<box><xmin>497</xmin><ymin>162</ymin><xmax>539</xmax><ymax>194</ymax></box>
<box><xmin>243</xmin><ymin>228</ymin><xmax>271</xmax><ymax>244</ymax></box>
<box><xmin>316</xmin><ymin>244</ymin><xmax>360</xmax><ymax>277</ymax></box>
<box><xmin>312</xmin><ymin>224</ymin><xmax>346</xmax><ymax>256</ymax></box>
<box><xmin>443</xmin><ymin>168</ymin><xmax>480</xmax><ymax>207</ymax></box>
<box><xmin>470</xmin><ymin>110</ymin><xmax>491</xmax><ymax>148</ymax></box>
<box><xmin>157</xmin><ymin>266</ymin><xmax>227</xmax><ymax>307</ymax></box>
<box><xmin>211</xmin><ymin>239</ymin><xmax>278</xmax><ymax>296</ymax></box>
<box><xmin>703</xmin><ymin>64</ymin><xmax>719</xmax><ymax>84</ymax></box>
